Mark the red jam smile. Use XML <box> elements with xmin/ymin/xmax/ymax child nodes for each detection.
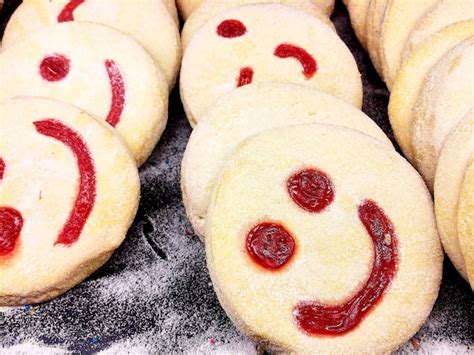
<box><xmin>217</xmin><ymin>19</ymin><xmax>247</xmax><ymax>38</ymax></box>
<box><xmin>58</xmin><ymin>0</ymin><xmax>85</xmax><ymax>22</ymax></box>
<box><xmin>34</xmin><ymin>119</ymin><xmax>96</xmax><ymax>246</ymax></box>
<box><xmin>274</xmin><ymin>43</ymin><xmax>317</xmax><ymax>79</ymax></box>
<box><xmin>40</xmin><ymin>54</ymin><xmax>71</xmax><ymax>82</ymax></box>
<box><xmin>287</xmin><ymin>168</ymin><xmax>334</xmax><ymax>213</ymax></box>
<box><xmin>104</xmin><ymin>59</ymin><xmax>125</xmax><ymax>127</ymax></box>
<box><xmin>237</xmin><ymin>66</ymin><xmax>254</xmax><ymax>87</ymax></box>
<box><xmin>246</xmin><ymin>222</ymin><xmax>295</xmax><ymax>270</ymax></box>
<box><xmin>293</xmin><ymin>199</ymin><xmax>398</xmax><ymax>335</ymax></box>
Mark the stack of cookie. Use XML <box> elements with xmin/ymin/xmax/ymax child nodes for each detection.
<box><xmin>180</xmin><ymin>2</ymin><xmax>443</xmax><ymax>352</ymax></box>
<box><xmin>0</xmin><ymin>0</ymin><xmax>181</xmax><ymax>306</ymax></box>
<box><xmin>345</xmin><ymin>1</ymin><xmax>473</xmax><ymax>286</ymax></box>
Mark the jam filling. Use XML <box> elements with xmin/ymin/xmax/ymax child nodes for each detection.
<box><xmin>0</xmin><ymin>158</ymin><xmax>4</xmax><ymax>180</ymax></box>
<box><xmin>293</xmin><ymin>199</ymin><xmax>398</xmax><ymax>335</ymax></box>
<box><xmin>34</xmin><ymin>119</ymin><xmax>96</xmax><ymax>246</ymax></box>
<box><xmin>58</xmin><ymin>0</ymin><xmax>85</xmax><ymax>22</ymax></box>
<box><xmin>217</xmin><ymin>19</ymin><xmax>247</xmax><ymax>38</ymax></box>
<box><xmin>104</xmin><ymin>59</ymin><xmax>125</xmax><ymax>127</ymax></box>
<box><xmin>246</xmin><ymin>222</ymin><xmax>295</xmax><ymax>270</ymax></box>
<box><xmin>40</xmin><ymin>54</ymin><xmax>71</xmax><ymax>82</ymax></box>
<box><xmin>237</xmin><ymin>66</ymin><xmax>254</xmax><ymax>87</ymax></box>
<box><xmin>274</xmin><ymin>43</ymin><xmax>317</xmax><ymax>79</ymax></box>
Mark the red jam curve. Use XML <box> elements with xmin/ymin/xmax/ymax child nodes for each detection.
<box><xmin>293</xmin><ymin>199</ymin><xmax>398</xmax><ymax>335</ymax></box>
<box><xmin>34</xmin><ymin>119</ymin><xmax>96</xmax><ymax>246</ymax></box>
<box><xmin>237</xmin><ymin>66</ymin><xmax>254</xmax><ymax>87</ymax></box>
<box><xmin>246</xmin><ymin>222</ymin><xmax>295</xmax><ymax>270</ymax></box>
<box><xmin>105</xmin><ymin>59</ymin><xmax>125</xmax><ymax>127</ymax></box>
<box><xmin>0</xmin><ymin>207</ymin><xmax>23</xmax><ymax>257</ymax></box>
<box><xmin>287</xmin><ymin>168</ymin><xmax>334</xmax><ymax>213</ymax></box>
<box><xmin>0</xmin><ymin>158</ymin><xmax>4</xmax><ymax>180</ymax></box>
<box><xmin>40</xmin><ymin>54</ymin><xmax>71</xmax><ymax>82</ymax></box>
<box><xmin>274</xmin><ymin>43</ymin><xmax>317</xmax><ymax>79</ymax></box>
<box><xmin>58</xmin><ymin>0</ymin><xmax>85</xmax><ymax>22</ymax></box>
<box><xmin>217</xmin><ymin>19</ymin><xmax>247</xmax><ymax>38</ymax></box>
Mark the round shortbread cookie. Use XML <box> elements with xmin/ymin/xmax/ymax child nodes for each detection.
<box><xmin>181</xmin><ymin>0</ymin><xmax>335</xmax><ymax>50</ymax></box>
<box><xmin>0</xmin><ymin>22</ymin><xmax>168</xmax><ymax>166</ymax></box>
<box><xmin>0</xmin><ymin>97</ymin><xmax>140</xmax><ymax>306</ymax></box>
<box><xmin>434</xmin><ymin>110</ymin><xmax>474</xmax><ymax>281</ymax></box>
<box><xmin>162</xmin><ymin>0</ymin><xmax>180</xmax><ymax>25</ymax></box>
<box><xmin>180</xmin><ymin>4</ymin><xmax>362</xmax><ymax>126</ymax></box>
<box><xmin>457</xmin><ymin>160</ymin><xmax>474</xmax><ymax>288</ymax></box>
<box><xmin>402</xmin><ymin>0</ymin><xmax>474</xmax><ymax>62</ymax></box>
<box><xmin>2</xmin><ymin>0</ymin><xmax>181</xmax><ymax>90</ymax></box>
<box><xmin>388</xmin><ymin>20</ymin><xmax>474</xmax><ymax>163</ymax></box>
<box><xmin>182</xmin><ymin>83</ymin><xmax>393</xmax><ymax>238</ymax></box>
<box><xmin>412</xmin><ymin>38</ymin><xmax>473</xmax><ymax>188</ymax></box>
<box><xmin>366</xmin><ymin>0</ymin><xmax>388</xmax><ymax>77</ymax></box>
<box><xmin>206</xmin><ymin>124</ymin><xmax>441</xmax><ymax>353</ymax></box>
<box><xmin>379</xmin><ymin>0</ymin><xmax>440</xmax><ymax>89</ymax></box>
<box><xmin>177</xmin><ymin>0</ymin><xmax>335</xmax><ymax>20</ymax></box>
<box><xmin>346</xmin><ymin>0</ymin><xmax>370</xmax><ymax>49</ymax></box>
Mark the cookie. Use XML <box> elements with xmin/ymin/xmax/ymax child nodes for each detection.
<box><xmin>180</xmin><ymin>4</ymin><xmax>362</xmax><ymax>126</ymax></box>
<box><xmin>412</xmin><ymin>38</ymin><xmax>473</xmax><ymax>188</ymax></box>
<box><xmin>177</xmin><ymin>0</ymin><xmax>335</xmax><ymax>20</ymax></box>
<box><xmin>181</xmin><ymin>0</ymin><xmax>335</xmax><ymax>49</ymax></box>
<box><xmin>162</xmin><ymin>0</ymin><xmax>180</xmax><ymax>25</ymax></box>
<box><xmin>457</xmin><ymin>160</ymin><xmax>474</xmax><ymax>288</ymax></box>
<box><xmin>365</xmin><ymin>0</ymin><xmax>388</xmax><ymax>77</ymax></box>
<box><xmin>388</xmin><ymin>20</ymin><xmax>474</xmax><ymax>164</ymax></box>
<box><xmin>434</xmin><ymin>110</ymin><xmax>474</xmax><ymax>281</ymax></box>
<box><xmin>379</xmin><ymin>0</ymin><xmax>439</xmax><ymax>89</ymax></box>
<box><xmin>206</xmin><ymin>124</ymin><xmax>442</xmax><ymax>353</ymax></box>
<box><xmin>402</xmin><ymin>0</ymin><xmax>474</xmax><ymax>62</ymax></box>
<box><xmin>345</xmin><ymin>0</ymin><xmax>370</xmax><ymax>49</ymax></box>
<box><xmin>0</xmin><ymin>97</ymin><xmax>140</xmax><ymax>306</ymax></box>
<box><xmin>0</xmin><ymin>22</ymin><xmax>169</xmax><ymax>166</ymax></box>
<box><xmin>2</xmin><ymin>0</ymin><xmax>181</xmax><ymax>89</ymax></box>
<box><xmin>182</xmin><ymin>83</ymin><xmax>393</xmax><ymax>238</ymax></box>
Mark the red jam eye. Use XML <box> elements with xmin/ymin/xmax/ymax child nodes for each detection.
<box><xmin>40</xmin><ymin>54</ymin><xmax>71</xmax><ymax>82</ymax></box>
<box><xmin>217</xmin><ymin>19</ymin><xmax>247</xmax><ymax>38</ymax></box>
<box><xmin>287</xmin><ymin>168</ymin><xmax>334</xmax><ymax>213</ymax></box>
<box><xmin>274</xmin><ymin>43</ymin><xmax>317</xmax><ymax>79</ymax></box>
<box><xmin>246</xmin><ymin>222</ymin><xmax>295</xmax><ymax>270</ymax></box>
<box><xmin>0</xmin><ymin>207</ymin><xmax>23</xmax><ymax>257</ymax></box>
<box><xmin>237</xmin><ymin>66</ymin><xmax>254</xmax><ymax>87</ymax></box>
<box><xmin>0</xmin><ymin>158</ymin><xmax>5</xmax><ymax>180</ymax></box>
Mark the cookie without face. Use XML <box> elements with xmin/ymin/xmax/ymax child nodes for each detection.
<box><xmin>181</xmin><ymin>0</ymin><xmax>335</xmax><ymax>49</ymax></box>
<box><xmin>206</xmin><ymin>124</ymin><xmax>442</xmax><ymax>353</ymax></box>
<box><xmin>2</xmin><ymin>0</ymin><xmax>181</xmax><ymax>89</ymax></box>
<box><xmin>346</xmin><ymin>0</ymin><xmax>370</xmax><ymax>49</ymax></box>
<box><xmin>180</xmin><ymin>4</ymin><xmax>362</xmax><ymax>126</ymax></box>
<box><xmin>366</xmin><ymin>0</ymin><xmax>388</xmax><ymax>77</ymax></box>
<box><xmin>182</xmin><ymin>82</ymin><xmax>392</xmax><ymax>238</ymax></box>
<box><xmin>0</xmin><ymin>97</ymin><xmax>140</xmax><ymax>306</ymax></box>
<box><xmin>434</xmin><ymin>111</ymin><xmax>474</xmax><ymax>281</ymax></box>
<box><xmin>412</xmin><ymin>38</ymin><xmax>473</xmax><ymax>188</ymax></box>
<box><xmin>388</xmin><ymin>20</ymin><xmax>474</xmax><ymax>164</ymax></box>
<box><xmin>402</xmin><ymin>0</ymin><xmax>474</xmax><ymax>62</ymax></box>
<box><xmin>0</xmin><ymin>22</ymin><xmax>168</xmax><ymax>166</ymax></box>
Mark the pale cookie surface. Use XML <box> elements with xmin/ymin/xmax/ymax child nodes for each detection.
<box><xmin>180</xmin><ymin>4</ymin><xmax>362</xmax><ymax>126</ymax></box>
<box><xmin>181</xmin><ymin>0</ymin><xmax>335</xmax><ymax>49</ymax></box>
<box><xmin>206</xmin><ymin>124</ymin><xmax>442</xmax><ymax>354</ymax></box>
<box><xmin>435</xmin><ymin>111</ymin><xmax>474</xmax><ymax>281</ymax></box>
<box><xmin>0</xmin><ymin>97</ymin><xmax>140</xmax><ymax>306</ymax></box>
<box><xmin>182</xmin><ymin>82</ymin><xmax>392</xmax><ymax>238</ymax></box>
<box><xmin>403</xmin><ymin>0</ymin><xmax>474</xmax><ymax>62</ymax></box>
<box><xmin>457</xmin><ymin>160</ymin><xmax>474</xmax><ymax>288</ymax></box>
<box><xmin>412</xmin><ymin>38</ymin><xmax>474</xmax><ymax>188</ymax></box>
<box><xmin>2</xmin><ymin>0</ymin><xmax>181</xmax><ymax>90</ymax></box>
<box><xmin>0</xmin><ymin>22</ymin><xmax>168</xmax><ymax>166</ymax></box>
<box><xmin>366</xmin><ymin>0</ymin><xmax>388</xmax><ymax>77</ymax></box>
<box><xmin>346</xmin><ymin>0</ymin><xmax>370</xmax><ymax>49</ymax></box>
<box><xmin>388</xmin><ymin>20</ymin><xmax>474</xmax><ymax>163</ymax></box>
<box><xmin>379</xmin><ymin>0</ymin><xmax>440</xmax><ymax>89</ymax></box>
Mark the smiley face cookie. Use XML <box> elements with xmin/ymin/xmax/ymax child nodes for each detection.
<box><xmin>388</xmin><ymin>20</ymin><xmax>474</xmax><ymax>164</ymax></box>
<box><xmin>2</xmin><ymin>0</ymin><xmax>181</xmax><ymax>89</ymax></box>
<box><xmin>0</xmin><ymin>97</ymin><xmax>140</xmax><ymax>306</ymax></box>
<box><xmin>434</xmin><ymin>111</ymin><xmax>474</xmax><ymax>281</ymax></box>
<box><xmin>206</xmin><ymin>124</ymin><xmax>442</xmax><ymax>353</ymax></box>
<box><xmin>182</xmin><ymin>82</ymin><xmax>392</xmax><ymax>238</ymax></box>
<box><xmin>412</xmin><ymin>38</ymin><xmax>473</xmax><ymax>188</ymax></box>
<box><xmin>180</xmin><ymin>4</ymin><xmax>362</xmax><ymax>126</ymax></box>
<box><xmin>181</xmin><ymin>0</ymin><xmax>335</xmax><ymax>49</ymax></box>
<box><xmin>0</xmin><ymin>22</ymin><xmax>168</xmax><ymax>166</ymax></box>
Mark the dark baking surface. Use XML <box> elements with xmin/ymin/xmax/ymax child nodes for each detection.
<box><xmin>0</xmin><ymin>0</ymin><xmax>472</xmax><ymax>353</ymax></box>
